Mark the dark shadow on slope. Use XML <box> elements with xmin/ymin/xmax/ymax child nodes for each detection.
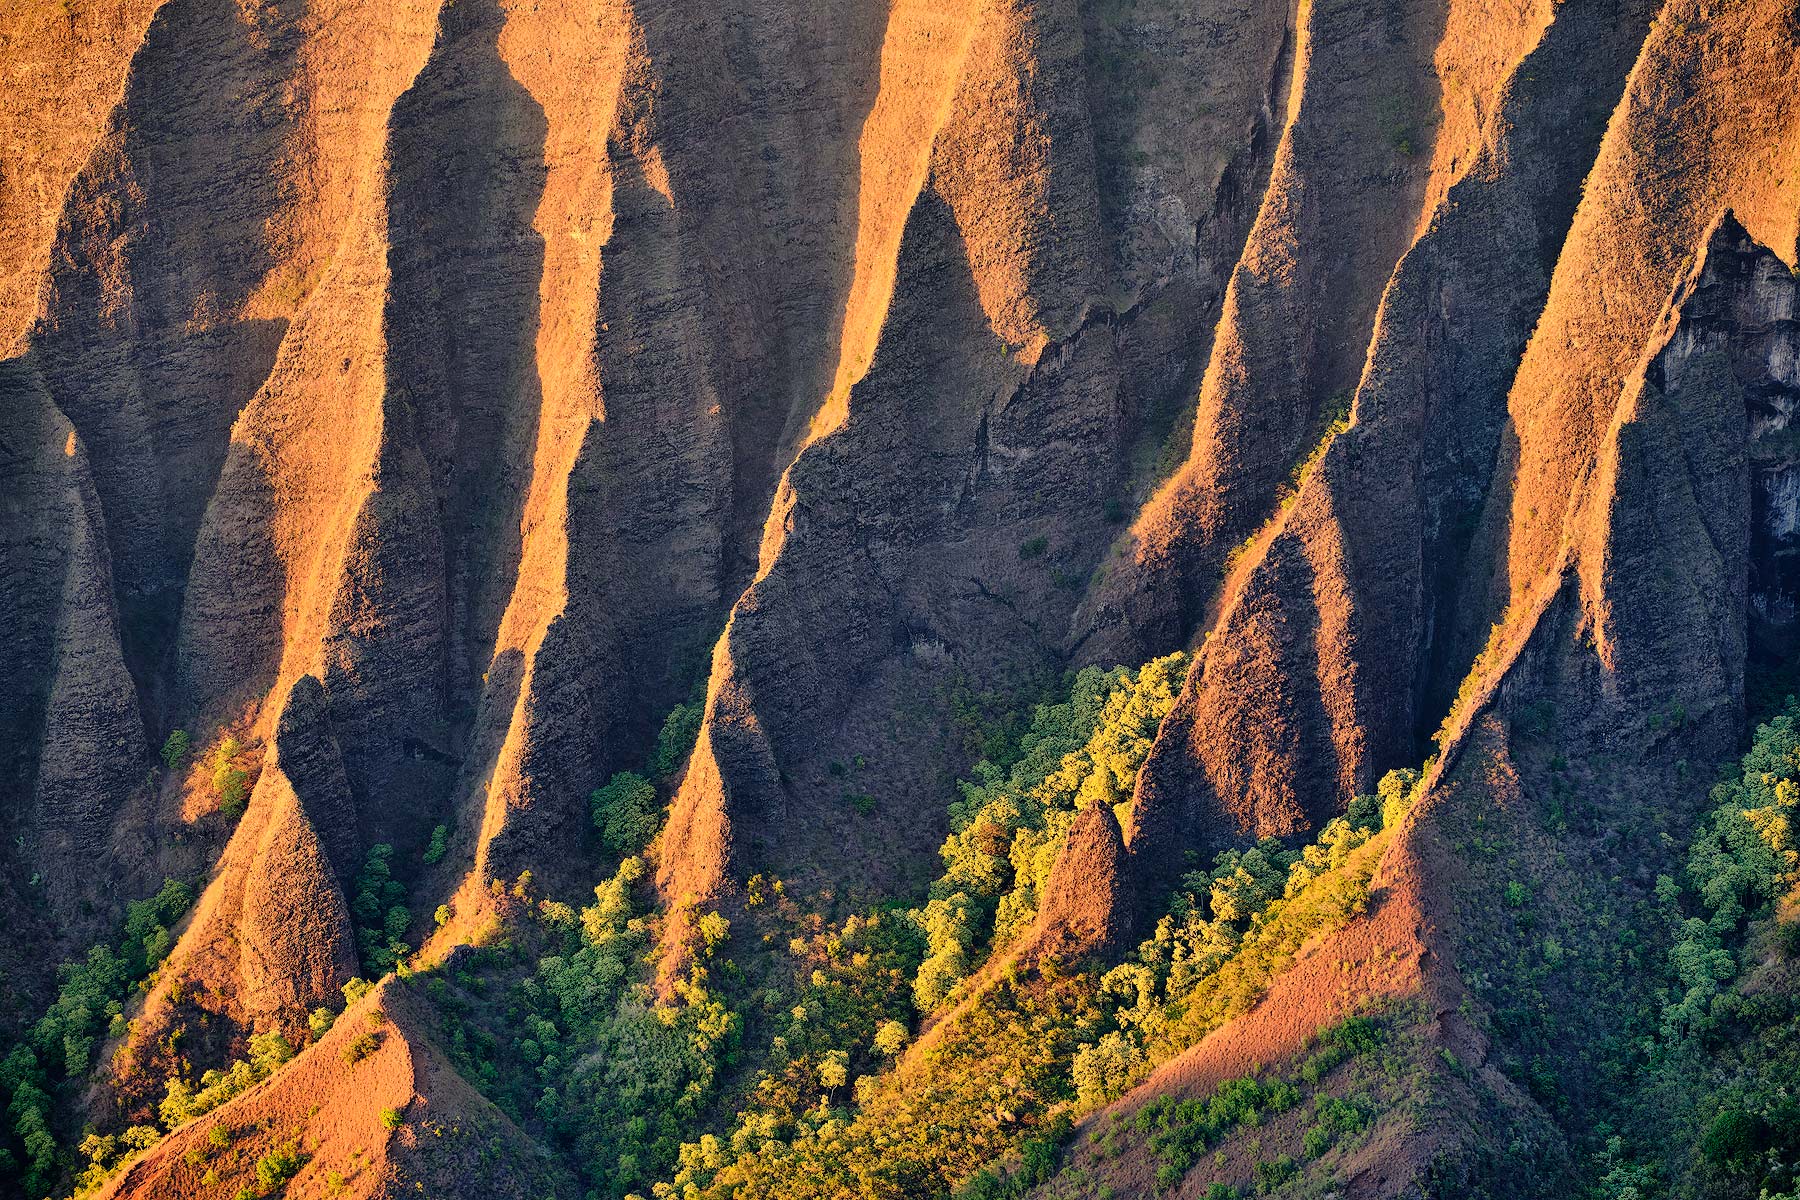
<box><xmin>1411</xmin><ymin>0</ymin><xmax>1658</xmax><ymax>751</ymax></box>
<box><xmin>384</xmin><ymin>0</ymin><xmax>549</xmax><ymax>731</ymax></box>
<box><xmin>30</xmin><ymin>0</ymin><xmax>312</xmax><ymax>722</ymax></box>
<box><xmin>637</xmin><ymin>0</ymin><xmax>889</xmax><ymax>594</ymax></box>
<box><xmin>375</xmin><ymin>0</ymin><xmax>549</xmax><ymax>857</ymax></box>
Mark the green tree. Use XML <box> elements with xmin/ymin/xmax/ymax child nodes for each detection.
<box><xmin>591</xmin><ymin>772</ymin><xmax>660</xmax><ymax>856</ymax></box>
<box><xmin>352</xmin><ymin>845</ymin><xmax>409</xmax><ymax>973</ymax></box>
<box><xmin>650</xmin><ymin>702</ymin><xmax>705</xmax><ymax>779</ymax></box>
<box><xmin>421</xmin><ymin>823</ymin><xmax>449</xmax><ymax>866</ymax></box>
<box><xmin>873</xmin><ymin>1020</ymin><xmax>908</xmax><ymax>1057</ymax></box>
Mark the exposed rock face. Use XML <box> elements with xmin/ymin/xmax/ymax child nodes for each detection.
<box><xmin>1122</xmin><ymin>0</ymin><xmax>1798</xmax><ymax>906</ymax></box>
<box><xmin>272</xmin><ymin>674</ymin><xmax>361</xmax><ymax>882</ymax></box>
<box><xmin>102</xmin><ymin>678</ymin><xmax>360</xmax><ymax>1111</ymax></box>
<box><xmin>93</xmin><ymin>979</ymin><xmax>578</xmax><ymax>1200</ymax></box>
<box><xmin>2</xmin><ymin>0</ymin><xmax>1799</xmax><ymax>1193</ymax></box>
<box><xmin>0</xmin><ymin>0</ymin><xmax>164</xmax><ymax>349</ymax></box>
<box><xmin>0</xmin><ymin>359</ymin><xmax>147</xmax><ymax>928</ymax></box>
<box><xmin>0</xmin><ymin>0</ymin><xmax>1291</xmax><ymax>953</ymax></box>
<box><xmin>1025</xmin><ymin>800</ymin><xmax>1133</xmax><ymax>961</ymax></box>
<box><xmin>660</xmin><ymin>0</ymin><xmax>1297</xmax><ymax>938</ymax></box>
<box><xmin>1038</xmin><ymin>211</ymin><xmax>1800</xmax><ymax>1200</ymax></box>
<box><xmin>237</xmin><ymin>769</ymin><xmax>361</xmax><ymax>1026</ymax></box>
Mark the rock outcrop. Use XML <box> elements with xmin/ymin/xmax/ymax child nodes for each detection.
<box><xmin>94</xmin><ymin>979</ymin><xmax>577</xmax><ymax>1200</ymax></box>
<box><xmin>1</xmin><ymin>0</ymin><xmax>1798</xmax><ymax>1194</ymax></box>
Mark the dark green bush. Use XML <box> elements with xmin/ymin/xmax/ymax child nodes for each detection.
<box><xmin>160</xmin><ymin>730</ymin><xmax>191</xmax><ymax>771</ymax></box>
<box><xmin>590</xmin><ymin>771</ymin><xmax>659</xmax><ymax>855</ymax></box>
<box><xmin>650</xmin><ymin>701</ymin><xmax>704</xmax><ymax>779</ymax></box>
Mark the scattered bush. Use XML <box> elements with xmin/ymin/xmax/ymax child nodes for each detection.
<box><xmin>161</xmin><ymin>729</ymin><xmax>191</xmax><ymax>771</ymax></box>
<box><xmin>208</xmin><ymin>736</ymin><xmax>251</xmax><ymax>818</ymax></box>
<box><xmin>1302</xmin><ymin>1094</ymin><xmax>1368</xmax><ymax>1157</ymax></box>
<box><xmin>1073</xmin><ymin>797</ymin><xmax>1390</xmax><ymax>1108</ymax></box>
<box><xmin>159</xmin><ymin>1031</ymin><xmax>295</xmax><ymax>1129</ymax></box>
<box><xmin>248</xmin><ymin>1139</ymin><xmax>305</xmax><ymax>1195</ymax></box>
<box><xmin>422</xmin><ymin>823</ymin><xmax>449</xmax><ymax>866</ymax></box>
<box><xmin>1252</xmin><ymin>1155</ymin><xmax>1297</xmax><ymax>1193</ymax></box>
<box><xmin>650</xmin><ymin>700</ymin><xmax>705</xmax><ymax>780</ymax></box>
<box><xmin>342</xmin><ymin>1032</ymin><xmax>379</xmax><ymax>1065</ymax></box>
<box><xmin>0</xmin><ymin>876</ymin><xmax>196</xmax><ymax>1190</ymax></box>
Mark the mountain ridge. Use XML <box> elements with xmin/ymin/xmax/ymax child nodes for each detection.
<box><xmin>2</xmin><ymin>0</ymin><xmax>1798</xmax><ymax>1196</ymax></box>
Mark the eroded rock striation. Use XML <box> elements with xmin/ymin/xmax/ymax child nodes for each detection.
<box><xmin>2</xmin><ymin>0</ymin><xmax>1798</xmax><ymax>1194</ymax></box>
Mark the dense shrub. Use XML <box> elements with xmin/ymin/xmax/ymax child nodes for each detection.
<box><xmin>160</xmin><ymin>730</ymin><xmax>191</xmax><ymax>772</ymax></box>
<box><xmin>0</xmin><ymin>878</ymin><xmax>195</xmax><ymax>1191</ymax></box>
<box><xmin>159</xmin><ymin>1031</ymin><xmax>295</xmax><ymax>1129</ymax></box>
<box><xmin>208</xmin><ymin>736</ymin><xmax>251</xmax><ymax>819</ymax></box>
<box><xmin>913</xmin><ymin>654</ymin><xmax>1188</xmax><ymax>1010</ymax></box>
<box><xmin>424</xmin><ymin>855</ymin><xmax>739</xmax><ymax>1200</ymax></box>
<box><xmin>351</xmin><ymin>844</ymin><xmax>411</xmax><ymax>974</ymax></box>
<box><xmin>590</xmin><ymin>772</ymin><xmax>660</xmax><ymax>856</ymax></box>
<box><xmin>421</xmin><ymin>823</ymin><xmax>449</xmax><ymax>866</ymax></box>
<box><xmin>242</xmin><ymin>1138</ymin><xmax>305</xmax><ymax>1197</ymax></box>
<box><xmin>1656</xmin><ymin>704</ymin><xmax>1800</xmax><ymax>1037</ymax></box>
<box><xmin>650</xmin><ymin>701</ymin><xmax>705</xmax><ymax>780</ymax></box>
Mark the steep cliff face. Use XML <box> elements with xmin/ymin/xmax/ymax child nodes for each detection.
<box><xmin>0</xmin><ymin>0</ymin><xmax>1292</xmax><ymax>957</ymax></box>
<box><xmin>661</xmin><ymin>0</ymin><xmax>1296</xmax><ymax>938</ymax></box>
<box><xmin>1119</xmin><ymin>0</ymin><xmax>1660</xmax><ymax>894</ymax></box>
<box><xmin>92</xmin><ymin>979</ymin><xmax>578</xmax><ymax>1200</ymax></box>
<box><xmin>1036</xmin><ymin>209</ymin><xmax>1800</xmax><ymax>1200</ymax></box>
<box><xmin>3</xmin><ymin>0</ymin><xmax>1799</xmax><ymax>1195</ymax></box>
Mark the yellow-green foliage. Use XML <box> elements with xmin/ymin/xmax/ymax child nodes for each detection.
<box><xmin>913</xmin><ymin>654</ymin><xmax>1188</xmax><ymax>1010</ymax></box>
<box><xmin>160</xmin><ymin>730</ymin><xmax>191</xmax><ymax>772</ymax></box>
<box><xmin>1657</xmin><ymin>702</ymin><xmax>1800</xmax><ymax>1037</ymax></box>
<box><xmin>72</xmin><ymin>1125</ymin><xmax>160</xmax><ymax>1194</ymax></box>
<box><xmin>662</xmin><ymin>769</ymin><xmax>1409</xmax><ymax>1200</ymax></box>
<box><xmin>659</xmin><ymin>902</ymin><xmax>922</xmax><ymax>1196</ymax></box>
<box><xmin>208</xmin><ymin>736</ymin><xmax>251</xmax><ymax>819</ymax></box>
<box><xmin>1433</xmin><ymin>617</ymin><xmax>1512</xmax><ymax>749</ymax></box>
<box><xmin>0</xmin><ymin>878</ymin><xmax>194</xmax><ymax>1195</ymax></box>
<box><xmin>1117</xmin><ymin>1016</ymin><xmax>1384</xmax><ymax>1195</ymax></box>
<box><xmin>1072</xmin><ymin>788</ymin><xmax>1393</xmax><ymax>1106</ymax></box>
<box><xmin>240</xmin><ymin>1138</ymin><xmax>306</xmax><ymax>1198</ymax></box>
<box><xmin>426</xmin><ymin>856</ymin><xmax>739</xmax><ymax>1200</ymax></box>
<box><xmin>663</xmin><ymin>971</ymin><xmax>1101</xmax><ymax>1200</ymax></box>
<box><xmin>159</xmin><ymin>1031</ymin><xmax>296</xmax><ymax>1129</ymax></box>
<box><xmin>1222</xmin><ymin>394</ymin><xmax>1351</xmax><ymax>576</ymax></box>
<box><xmin>1584</xmin><ymin>701</ymin><xmax>1800</xmax><ymax>1198</ymax></box>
